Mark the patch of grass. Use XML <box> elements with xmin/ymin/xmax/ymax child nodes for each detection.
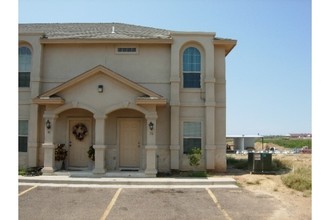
<box><xmin>227</xmin><ymin>156</ymin><xmax>248</xmax><ymax>169</ymax></box>
<box><xmin>260</xmin><ymin>138</ymin><xmax>312</xmax><ymax>149</ymax></box>
<box><xmin>189</xmin><ymin>171</ymin><xmax>207</xmax><ymax>177</ymax></box>
<box><xmin>19</xmin><ymin>166</ymin><xmax>43</xmax><ymax>176</ymax></box>
<box><xmin>228</xmin><ymin>154</ymin><xmax>311</xmax><ymax>194</ymax></box>
<box><xmin>228</xmin><ymin>155</ymin><xmax>291</xmax><ymax>171</ymax></box>
<box><xmin>272</xmin><ymin>158</ymin><xmax>290</xmax><ymax>171</ymax></box>
<box><xmin>157</xmin><ymin>170</ymin><xmax>207</xmax><ymax>178</ymax></box>
<box><xmin>246</xmin><ymin>179</ymin><xmax>261</xmax><ymax>185</ymax></box>
<box><xmin>281</xmin><ymin>167</ymin><xmax>311</xmax><ymax>192</ymax></box>
<box><xmin>19</xmin><ymin>168</ymin><xmax>26</xmax><ymax>176</ymax></box>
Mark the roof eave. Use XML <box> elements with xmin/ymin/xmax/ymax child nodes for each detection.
<box><xmin>136</xmin><ymin>97</ymin><xmax>167</xmax><ymax>105</ymax></box>
<box><xmin>39</xmin><ymin>38</ymin><xmax>173</xmax><ymax>44</ymax></box>
<box><xmin>33</xmin><ymin>97</ymin><xmax>65</xmax><ymax>105</ymax></box>
<box><xmin>214</xmin><ymin>39</ymin><xmax>237</xmax><ymax>56</ymax></box>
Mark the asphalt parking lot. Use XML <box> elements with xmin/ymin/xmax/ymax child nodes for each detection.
<box><xmin>19</xmin><ymin>184</ymin><xmax>280</xmax><ymax>220</ymax></box>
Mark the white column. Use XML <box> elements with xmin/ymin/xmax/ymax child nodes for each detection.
<box><xmin>93</xmin><ymin>115</ymin><xmax>107</xmax><ymax>174</ymax></box>
<box><xmin>145</xmin><ymin>111</ymin><xmax>158</xmax><ymax>177</ymax></box>
<box><xmin>42</xmin><ymin>115</ymin><xmax>58</xmax><ymax>174</ymax></box>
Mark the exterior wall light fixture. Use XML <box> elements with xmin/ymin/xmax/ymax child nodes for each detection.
<box><xmin>46</xmin><ymin>120</ymin><xmax>51</xmax><ymax>129</ymax></box>
<box><xmin>148</xmin><ymin>122</ymin><xmax>154</xmax><ymax>131</ymax></box>
<box><xmin>98</xmin><ymin>85</ymin><xmax>103</xmax><ymax>93</ymax></box>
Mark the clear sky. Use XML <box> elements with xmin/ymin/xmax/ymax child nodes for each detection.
<box><xmin>17</xmin><ymin>0</ymin><xmax>312</xmax><ymax>136</ymax></box>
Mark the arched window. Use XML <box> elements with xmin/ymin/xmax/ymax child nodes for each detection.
<box><xmin>19</xmin><ymin>46</ymin><xmax>32</xmax><ymax>87</ymax></box>
<box><xmin>182</xmin><ymin>47</ymin><xmax>201</xmax><ymax>88</ymax></box>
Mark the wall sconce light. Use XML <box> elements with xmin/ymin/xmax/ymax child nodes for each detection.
<box><xmin>148</xmin><ymin>122</ymin><xmax>154</xmax><ymax>131</ymax></box>
<box><xmin>98</xmin><ymin>85</ymin><xmax>103</xmax><ymax>93</ymax></box>
<box><xmin>46</xmin><ymin>120</ymin><xmax>51</xmax><ymax>129</ymax></box>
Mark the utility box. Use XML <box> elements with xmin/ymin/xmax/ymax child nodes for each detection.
<box><xmin>248</xmin><ymin>152</ymin><xmax>272</xmax><ymax>173</ymax></box>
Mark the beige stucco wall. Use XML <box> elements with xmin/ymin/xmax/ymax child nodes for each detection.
<box><xmin>41</xmin><ymin>44</ymin><xmax>171</xmax><ymax>98</ymax></box>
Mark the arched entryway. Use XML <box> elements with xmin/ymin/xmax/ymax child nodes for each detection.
<box><xmin>55</xmin><ymin>108</ymin><xmax>94</xmax><ymax>170</ymax></box>
<box><xmin>106</xmin><ymin>109</ymin><xmax>145</xmax><ymax>171</ymax></box>
<box><xmin>41</xmin><ymin>107</ymin><xmax>95</xmax><ymax>173</ymax></box>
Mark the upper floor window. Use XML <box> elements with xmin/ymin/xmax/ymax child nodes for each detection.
<box><xmin>183</xmin><ymin>47</ymin><xmax>201</xmax><ymax>88</ymax></box>
<box><xmin>116</xmin><ymin>47</ymin><xmax>138</xmax><ymax>54</ymax></box>
<box><xmin>19</xmin><ymin>46</ymin><xmax>32</xmax><ymax>87</ymax></box>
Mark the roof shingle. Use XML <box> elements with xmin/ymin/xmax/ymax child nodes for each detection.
<box><xmin>19</xmin><ymin>23</ymin><xmax>172</xmax><ymax>40</ymax></box>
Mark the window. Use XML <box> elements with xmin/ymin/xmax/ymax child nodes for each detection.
<box><xmin>183</xmin><ymin>122</ymin><xmax>202</xmax><ymax>154</ymax></box>
<box><xmin>19</xmin><ymin>46</ymin><xmax>32</xmax><ymax>87</ymax></box>
<box><xmin>183</xmin><ymin>47</ymin><xmax>201</xmax><ymax>88</ymax></box>
<box><xmin>19</xmin><ymin>120</ymin><xmax>28</xmax><ymax>152</ymax></box>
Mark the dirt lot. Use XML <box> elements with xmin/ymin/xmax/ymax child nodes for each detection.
<box><xmin>225</xmin><ymin>152</ymin><xmax>312</xmax><ymax>220</ymax></box>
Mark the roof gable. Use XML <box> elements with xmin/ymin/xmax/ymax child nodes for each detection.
<box><xmin>39</xmin><ymin>65</ymin><xmax>163</xmax><ymax>99</ymax></box>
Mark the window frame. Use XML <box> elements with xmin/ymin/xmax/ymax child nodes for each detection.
<box><xmin>115</xmin><ymin>45</ymin><xmax>139</xmax><ymax>55</ymax></box>
<box><xmin>182</xmin><ymin>121</ymin><xmax>203</xmax><ymax>154</ymax></box>
<box><xmin>19</xmin><ymin>120</ymin><xmax>28</xmax><ymax>152</ymax></box>
<box><xmin>19</xmin><ymin>46</ymin><xmax>32</xmax><ymax>88</ymax></box>
<box><xmin>181</xmin><ymin>46</ymin><xmax>203</xmax><ymax>89</ymax></box>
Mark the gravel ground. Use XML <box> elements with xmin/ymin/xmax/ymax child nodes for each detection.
<box><xmin>225</xmin><ymin>153</ymin><xmax>312</xmax><ymax>220</ymax></box>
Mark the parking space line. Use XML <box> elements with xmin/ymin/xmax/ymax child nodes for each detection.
<box><xmin>99</xmin><ymin>188</ymin><xmax>122</xmax><ymax>220</ymax></box>
<box><xmin>206</xmin><ymin>188</ymin><xmax>232</xmax><ymax>220</ymax></box>
<box><xmin>19</xmin><ymin>185</ymin><xmax>38</xmax><ymax>196</ymax></box>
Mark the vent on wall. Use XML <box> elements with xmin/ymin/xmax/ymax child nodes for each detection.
<box><xmin>116</xmin><ymin>47</ymin><xmax>138</xmax><ymax>54</ymax></box>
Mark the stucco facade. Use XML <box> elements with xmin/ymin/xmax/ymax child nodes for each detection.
<box><xmin>18</xmin><ymin>23</ymin><xmax>236</xmax><ymax>177</ymax></box>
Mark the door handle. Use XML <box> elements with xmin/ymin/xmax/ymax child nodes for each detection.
<box><xmin>138</xmin><ymin>142</ymin><xmax>140</xmax><ymax>148</ymax></box>
<box><xmin>69</xmin><ymin>141</ymin><xmax>72</xmax><ymax>147</ymax></box>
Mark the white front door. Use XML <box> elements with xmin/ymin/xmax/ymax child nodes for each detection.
<box><xmin>68</xmin><ymin>118</ymin><xmax>92</xmax><ymax>168</ymax></box>
<box><xmin>119</xmin><ymin>118</ymin><xmax>142</xmax><ymax>168</ymax></box>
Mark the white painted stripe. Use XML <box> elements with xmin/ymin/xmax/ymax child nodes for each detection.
<box><xmin>206</xmin><ymin>188</ymin><xmax>232</xmax><ymax>220</ymax></box>
<box><xmin>19</xmin><ymin>185</ymin><xmax>38</xmax><ymax>196</ymax></box>
<box><xmin>99</xmin><ymin>188</ymin><xmax>122</xmax><ymax>220</ymax></box>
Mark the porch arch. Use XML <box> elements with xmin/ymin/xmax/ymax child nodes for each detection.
<box><xmin>53</xmin><ymin>101</ymin><xmax>101</xmax><ymax>116</ymax></box>
<box><xmin>105</xmin><ymin>101</ymin><xmax>150</xmax><ymax>116</ymax></box>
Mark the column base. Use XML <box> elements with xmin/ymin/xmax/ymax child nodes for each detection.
<box><xmin>144</xmin><ymin>169</ymin><xmax>157</xmax><ymax>177</ymax></box>
<box><xmin>93</xmin><ymin>168</ymin><xmax>106</xmax><ymax>174</ymax></box>
<box><xmin>41</xmin><ymin>167</ymin><xmax>55</xmax><ymax>174</ymax></box>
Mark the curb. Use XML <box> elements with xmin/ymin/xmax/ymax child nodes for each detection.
<box><xmin>18</xmin><ymin>176</ymin><xmax>238</xmax><ymax>187</ymax></box>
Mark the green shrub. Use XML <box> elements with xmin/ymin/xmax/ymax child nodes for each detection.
<box><xmin>281</xmin><ymin>167</ymin><xmax>312</xmax><ymax>192</ymax></box>
<box><xmin>87</xmin><ymin>145</ymin><xmax>95</xmax><ymax>161</ymax></box>
<box><xmin>19</xmin><ymin>168</ymin><xmax>26</xmax><ymax>176</ymax></box>
<box><xmin>188</xmin><ymin>147</ymin><xmax>202</xmax><ymax>168</ymax></box>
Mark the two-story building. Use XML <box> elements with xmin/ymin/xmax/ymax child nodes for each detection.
<box><xmin>19</xmin><ymin>23</ymin><xmax>236</xmax><ymax>177</ymax></box>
